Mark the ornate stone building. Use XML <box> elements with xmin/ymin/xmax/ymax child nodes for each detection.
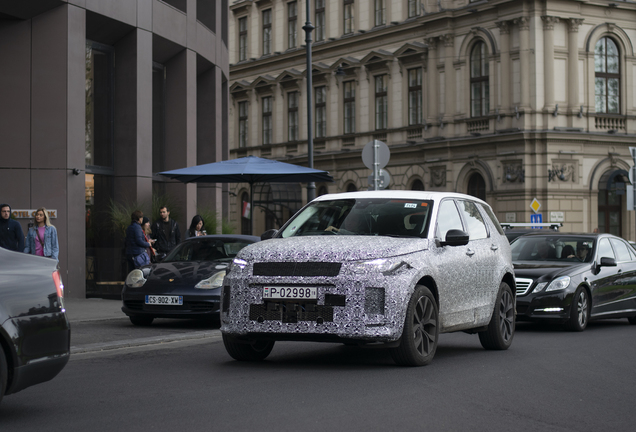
<box><xmin>228</xmin><ymin>0</ymin><xmax>636</xmax><ymax>239</ymax></box>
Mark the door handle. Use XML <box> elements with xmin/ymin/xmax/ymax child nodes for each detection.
<box><xmin>466</xmin><ymin>248</ymin><xmax>475</xmax><ymax>256</ymax></box>
<box><xmin>491</xmin><ymin>244</ymin><xmax>499</xmax><ymax>251</ymax></box>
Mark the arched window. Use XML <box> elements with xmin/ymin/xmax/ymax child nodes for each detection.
<box><xmin>411</xmin><ymin>179</ymin><xmax>424</xmax><ymax>191</ymax></box>
<box><xmin>240</xmin><ymin>192</ymin><xmax>250</xmax><ymax>235</ymax></box>
<box><xmin>467</xmin><ymin>173</ymin><xmax>486</xmax><ymax>201</ymax></box>
<box><xmin>317</xmin><ymin>186</ymin><xmax>328</xmax><ymax>196</ymax></box>
<box><xmin>346</xmin><ymin>183</ymin><xmax>357</xmax><ymax>192</ymax></box>
<box><xmin>595</xmin><ymin>37</ymin><xmax>620</xmax><ymax>114</ymax></box>
<box><xmin>470</xmin><ymin>41</ymin><xmax>489</xmax><ymax>117</ymax></box>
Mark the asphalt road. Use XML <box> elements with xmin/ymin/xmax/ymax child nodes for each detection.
<box><xmin>1</xmin><ymin>319</ymin><xmax>635</xmax><ymax>431</ymax></box>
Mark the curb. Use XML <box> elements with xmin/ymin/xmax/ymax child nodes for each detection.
<box><xmin>70</xmin><ymin>329</ymin><xmax>221</xmax><ymax>354</ymax></box>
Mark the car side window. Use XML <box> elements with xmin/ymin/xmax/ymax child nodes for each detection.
<box><xmin>597</xmin><ymin>238</ymin><xmax>615</xmax><ymax>260</ymax></box>
<box><xmin>458</xmin><ymin>200</ymin><xmax>488</xmax><ymax>240</ymax></box>
<box><xmin>436</xmin><ymin>200</ymin><xmax>463</xmax><ymax>239</ymax></box>
<box><xmin>479</xmin><ymin>203</ymin><xmax>505</xmax><ymax>235</ymax></box>
<box><xmin>610</xmin><ymin>238</ymin><xmax>632</xmax><ymax>262</ymax></box>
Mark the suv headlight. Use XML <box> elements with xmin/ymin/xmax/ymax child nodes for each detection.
<box><xmin>125</xmin><ymin>269</ymin><xmax>147</xmax><ymax>288</ymax></box>
<box><xmin>195</xmin><ymin>270</ymin><xmax>226</xmax><ymax>289</ymax></box>
<box><xmin>229</xmin><ymin>258</ymin><xmax>248</xmax><ymax>273</ymax></box>
<box><xmin>350</xmin><ymin>258</ymin><xmax>408</xmax><ymax>275</ymax></box>
<box><xmin>545</xmin><ymin>276</ymin><xmax>571</xmax><ymax>292</ymax></box>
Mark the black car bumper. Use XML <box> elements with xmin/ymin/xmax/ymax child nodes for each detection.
<box><xmin>4</xmin><ymin>311</ymin><xmax>71</xmax><ymax>395</ymax></box>
<box><xmin>121</xmin><ymin>294</ymin><xmax>220</xmax><ymax>319</ymax></box>
<box><xmin>516</xmin><ymin>290</ymin><xmax>575</xmax><ymax>321</ymax></box>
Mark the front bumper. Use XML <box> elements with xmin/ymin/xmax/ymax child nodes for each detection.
<box><xmin>122</xmin><ymin>290</ymin><xmax>220</xmax><ymax>319</ymax></box>
<box><xmin>220</xmin><ymin>269</ymin><xmax>414</xmax><ymax>342</ymax></box>
<box><xmin>516</xmin><ymin>290</ymin><xmax>574</xmax><ymax>321</ymax></box>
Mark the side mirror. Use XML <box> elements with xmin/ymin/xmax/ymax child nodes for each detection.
<box><xmin>261</xmin><ymin>229</ymin><xmax>278</xmax><ymax>240</ymax></box>
<box><xmin>440</xmin><ymin>229</ymin><xmax>470</xmax><ymax>247</ymax></box>
<box><xmin>599</xmin><ymin>256</ymin><xmax>617</xmax><ymax>267</ymax></box>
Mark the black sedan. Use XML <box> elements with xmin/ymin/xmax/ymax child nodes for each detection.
<box><xmin>0</xmin><ymin>248</ymin><xmax>70</xmax><ymax>405</ymax></box>
<box><xmin>511</xmin><ymin>232</ymin><xmax>636</xmax><ymax>331</ymax></box>
<box><xmin>121</xmin><ymin>235</ymin><xmax>259</xmax><ymax>326</ymax></box>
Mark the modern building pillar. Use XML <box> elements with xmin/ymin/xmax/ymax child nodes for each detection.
<box><xmin>113</xmin><ymin>28</ymin><xmax>154</xmax><ymax>208</ymax></box>
<box><xmin>165</xmin><ymin>49</ymin><xmax>198</xmax><ymax>231</ymax></box>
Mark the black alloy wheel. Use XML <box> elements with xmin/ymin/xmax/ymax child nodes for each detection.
<box><xmin>0</xmin><ymin>348</ymin><xmax>7</xmax><ymax>404</ymax></box>
<box><xmin>129</xmin><ymin>316</ymin><xmax>154</xmax><ymax>326</ymax></box>
<box><xmin>566</xmin><ymin>287</ymin><xmax>590</xmax><ymax>332</ymax></box>
<box><xmin>222</xmin><ymin>334</ymin><xmax>275</xmax><ymax>361</ymax></box>
<box><xmin>390</xmin><ymin>285</ymin><xmax>439</xmax><ymax>367</ymax></box>
<box><xmin>479</xmin><ymin>282</ymin><xmax>515</xmax><ymax>350</ymax></box>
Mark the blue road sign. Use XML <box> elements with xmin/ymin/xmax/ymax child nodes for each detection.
<box><xmin>530</xmin><ymin>213</ymin><xmax>543</xmax><ymax>227</ymax></box>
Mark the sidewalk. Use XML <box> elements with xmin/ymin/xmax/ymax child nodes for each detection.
<box><xmin>63</xmin><ymin>297</ymin><xmax>126</xmax><ymax>323</ymax></box>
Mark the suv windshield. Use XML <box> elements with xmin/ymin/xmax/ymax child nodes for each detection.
<box><xmin>164</xmin><ymin>238</ymin><xmax>253</xmax><ymax>262</ymax></box>
<box><xmin>510</xmin><ymin>236</ymin><xmax>595</xmax><ymax>263</ymax></box>
<box><xmin>280</xmin><ymin>198</ymin><xmax>433</xmax><ymax>238</ymax></box>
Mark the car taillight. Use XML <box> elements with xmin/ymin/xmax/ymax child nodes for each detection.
<box><xmin>52</xmin><ymin>270</ymin><xmax>65</xmax><ymax>311</ymax></box>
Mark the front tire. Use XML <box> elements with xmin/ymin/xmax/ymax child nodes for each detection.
<box><xmin>566</xmin><ymin>287</ymin><xmax>589</xmax><ymax>332</ymax></box>
<box><xmin>628</xmin><ymin>316</ymin><xmax>636</xmax><ymax>325</ymax></box>
<box><xmin>390</xmin><ymin>285</ymin><xmax>439</xmax><ymax>367</ymax></box>
<box><xmin>222</xmin><ymin>334</ymin><xmax>274</xmax><ymax>361</ymax></box>
<box><xmin>130</xmin><ymin>316</ymin><xmax>154</xmax><ymax>326</ymax></box>
<box><xmin>479</xmin><ymin>282</ymin><xmax>515</xmax><ymax>350</ymax></box>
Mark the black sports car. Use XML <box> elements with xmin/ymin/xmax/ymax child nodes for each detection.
<box><xmin>0</xmin><ymin>248</ymin><xmax>70</xmax><ymax>405</ymax></box>
<box><xmin>121</xmin><ymin>234</ymin><xmax>259</xmax><ymax>326</ymax></box>
<box><xmin>511</xmin><ymin>232</ymin><xmax>636</xmax><ymax>331</ymax></box>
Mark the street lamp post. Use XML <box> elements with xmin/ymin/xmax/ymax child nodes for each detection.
<box><xmin>303</xmin><ymin>0</ymin><xmax>316</xmax><ymax>203</ymax></box>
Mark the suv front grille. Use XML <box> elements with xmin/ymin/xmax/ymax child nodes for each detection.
<box><xmin>515</xmin><ymin>278</ymin><xmax>533</xmax><ymax>296</ymax></box>
<box><xmin>253</xmin><ymin>262</ymin><xmax>341</xmax><ymax>277</ymax></box>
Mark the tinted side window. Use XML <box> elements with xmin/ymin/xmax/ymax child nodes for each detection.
<box><xmin>479</xmin><ymin>203</ymin><xmax>504</xmax><ymax>235</ymax></box>
<box><xmin>458</xmin><ymin>200</ymin><xmax>487</xmax><ymax>240</ymax></box>
<box><xmin>436</xmin><ymin>200</ymin><xmax>463</xmax><ymax>239</ymax></box>
<box><xmin>597</xmin><ymin>238</ymin><xmax>615</xmax><ymax>259</ymax></box>
<box><xmin>610</xmin><ymin>238</ymin><xmax>632</xmax><ymax>262</ymax></box>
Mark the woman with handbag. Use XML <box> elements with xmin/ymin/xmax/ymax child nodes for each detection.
<box><xmin>125</xmin><ymin>210</ymin><xmax>154</xmax><ymax>269</ymax></box>
<box><xmin>24</xmin><ymin>207</ymin><xmax>59</xmax><ymax>260</ymax></box>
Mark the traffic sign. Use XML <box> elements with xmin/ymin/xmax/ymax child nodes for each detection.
<box><xmin>530</xmin><ymin>213</ymin><xmax>543</xmax><ymax>226</ymax></box>
<box><xmin>361</xmin><ymin>140</ymin><xmax>390</xmax><ymax>169</ymax></box>
<box><xmin>530</xmin><ymin>198</ymin><xmax>541</xmax><ymax>214</ymax></box>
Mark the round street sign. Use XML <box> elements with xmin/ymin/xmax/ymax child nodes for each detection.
<box><xmin>361</xmin><ymin>140</ymin><xmax>390</xmax><ymax>170</ymax></box>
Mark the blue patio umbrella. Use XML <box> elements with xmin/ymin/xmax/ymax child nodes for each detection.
<box><xmin>159</xmin><ymin>156</ymin><xmax>333</xmax><ymax>235</ymax></box>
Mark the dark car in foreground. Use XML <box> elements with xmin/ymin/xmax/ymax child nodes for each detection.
<box><xmin>121</xmin><ymin>234</ymin><xmax>259</xmax><ymax>326</ymax></box>
<box><xmin>0</xmin><ymin>248</ymin><xmax>70</xmax><ymax>405</ymax></box>
<box><xmin>511</xmin><ymin>232</ymin><xmax>636</xmax><ymax>331</ymax></box>
<box><xmin>221</xmin><ymin>191</ymin><xmax>516</xmax><ymax>367</ymax></box>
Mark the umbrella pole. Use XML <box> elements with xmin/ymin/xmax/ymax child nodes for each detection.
<box><xmin>250</xmin><ymin>181</ymin><xmax>254</xmax><ymax>236</ymax></box>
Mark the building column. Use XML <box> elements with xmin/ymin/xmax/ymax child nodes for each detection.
<box><xmin>425</xmin><ymin>37</ymin><xmax>439</xmax><ymax>135</ymax></box>
<box><xmin>568</xmin><ymin>18</ymin><xmax>584</xmax><ymax>117</ymax></box>
<box><xmin>541</xmin><ymin>16</ymin><xmax>559</xmax><ymax>112</ymax></box>
<box><xmin>114</xmin><ymin>28</ymin><xmax>153</xmax><ymax>207</ymax></box>
<box><xmin>441</xmin><ymin>34</ymin><xmax>455</xmax><ymax>123</ymax></box>
<box><xmin>165</xmin><ymin>49</ymin><xmax>198</xmax><ymax>233</ymax></box>
<box><xmin>515</xmin><ymin>16</ymin><xmax>530</xmax><ymax>110</ymax></box>
<box><xmin>496</xmin><ymin>21</ymin><xmax>511</xmax><ymax>113</ymax></box>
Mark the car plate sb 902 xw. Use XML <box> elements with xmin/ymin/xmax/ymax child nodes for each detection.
<box><xmin>145</xmin><ymin>295</ymin><xmax>183</xmax><ymax>305</ymax></box>
<box><xmin>263</xmin><ymin>287</ymin><xmax>317</xmax><ymax>300</ymax></box>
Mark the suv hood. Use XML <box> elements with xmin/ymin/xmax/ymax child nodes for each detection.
<box><xmin>238</xmin><ymin>236</ymin><xmax>429</xmax><ymax>263</ymax></box>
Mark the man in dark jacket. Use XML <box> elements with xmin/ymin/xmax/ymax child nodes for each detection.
<box><xmin>151</xmin><ymin>206</ymin><xmax>181</xmax><ymax>260</ymax></box>
<box><xmin>0</xmin><ymin>204</ymin><xmax>25</xmax><ymax>252</ymax></box>
<box><xmin>126</xmin><ymin>210</ymin><xmax>153</xmax><ymax>268</ymax></box>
